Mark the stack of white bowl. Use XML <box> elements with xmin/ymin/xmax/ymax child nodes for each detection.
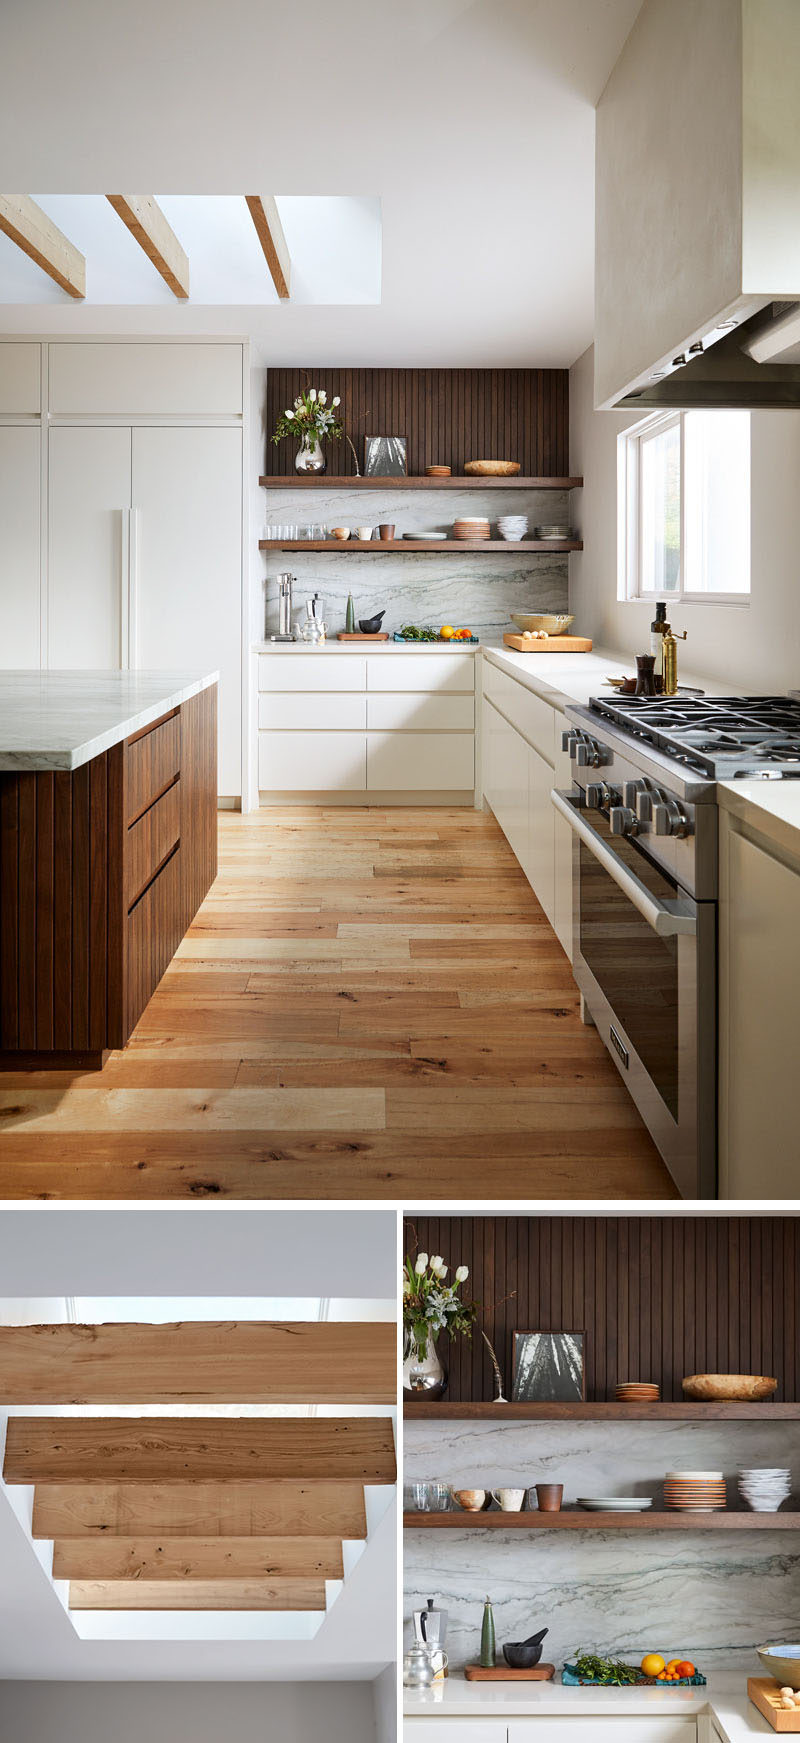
<box><xmin>497</xmin><ymin>515</ymin><xmax>528</xmax><ymax>542</ymax></box>
<box><xmin>738</xmin><ymin>1467</ymin><xmax>792</xmax><ymax>1511</ymax></box>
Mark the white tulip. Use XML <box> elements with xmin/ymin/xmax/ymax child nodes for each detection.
<box><xmin>415</xmin><ymin>1253</ymin><xmax>429</xmax><ymax>1274</ymax></box>
<box><xmin>294</xmin><ymin>397</ymin><xmax>302</xmax><ymax>408</ymax></box>
<box><xmin>318</xmin><ymin>390</ymin><xmax>327</xmax><ymax>404</ymax></box>
<box><xmin>431</xmin><ymin>1255</ymin><xmax>443</xmax><ymax>1271</ymax></box>
<box><xmin>309</xmin><ymin>388</ymin><xmax>317</xmax><ymax>402</ymax></box>
<box><xmin>285</xmin><ymin>409</ymin><xmax>295</xmax><ymax>420</ymax></box>
<box><xmin>436</xmin><ymin>1264</ymin><xmax>448</xmax><ymax>1280</ymax></box>
<box><xmin>455</xmin><ymin>1265</ymin><xmax>469</xmax><ymax>1281</ymax></box>
<box><xmin>402</xmin><ymin>1277</ymin><xmax>411</xmax><ymax>1295</ymax></box>
<box><xmin>333</xmin><ymin>395</ymin><xmax>341</xmax><ymax>407</ymax></box>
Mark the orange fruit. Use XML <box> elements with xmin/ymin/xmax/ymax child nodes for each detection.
<box><xmin>673</xmin><ymin>1661</ymin><xmax>695</xmax><ymax>1678</ymax></box>
<box><xmin>440</xmin><ymin>625</ymin><xmax>455</xmax><ymax>640</ymax></box>
<box><xmin>641</xmin><ymin>1654</ymin><xmax>666</xmax><ymax>1677</ymax></box>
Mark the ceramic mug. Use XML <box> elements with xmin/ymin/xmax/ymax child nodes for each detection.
<box><xmin>378</xmin><ymin>522</ymin><xmax>395</xmax><ymax>541</ymax></box>
<box><xmin>534</xmin><ymin>1483</ymin><xmax>564</xmax><ymax>1512</ymax></box>
<box><xmin>331</xmin><ymin>526</ymin><xmax>351</xmax><ymax>541</ymax></box>
<box><xmin>491</xmin><ymin>1487</ymin><xmax>526</xmax><ymax>1512</ymax></box>
<box><xmin>356</xmin><ymin>526</ymin><xmax>373</xmax><ymax>541</ymax></box>
<box><xmin>451</xmin><ymin>1488</ymin><xmax>486</xmax><ymax>1512</ymax></box>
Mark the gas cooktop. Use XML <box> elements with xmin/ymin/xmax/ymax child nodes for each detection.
<box><xmin>587</xmin><ymin>694</ymin><xmax>800</xmax><ymax>780</ymax></box>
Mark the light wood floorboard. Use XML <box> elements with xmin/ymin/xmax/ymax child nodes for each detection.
<box><xmin>0</xmin><ymin>806</ymin><xmax>674</xmax><ymax>1198</ymax></box>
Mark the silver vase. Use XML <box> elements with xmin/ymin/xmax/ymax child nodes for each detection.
<box><xmin>403</xmin><ymin>1328</ymin><xmax>448</xmax><ymax>1400</ymax></box>
<box><xmin>295</xmin><ymin>437</ymin><xmax>325</xmax><ymax>474</ymax></box>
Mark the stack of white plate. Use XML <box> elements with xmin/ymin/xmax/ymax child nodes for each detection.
<box><xmin>497</xmin><ymin>515</ymin><xmax>528</xmax><ymax>542</ymax></box>
<box><xmin>576</xmin><ymin>1496</ymin><xmax>653</xmax><ymax>1512</ymax></box>
<box><xmin>738</xmin><ymin>1468</ymin><xmax>792</xmax><ymax>1511</ymax></box>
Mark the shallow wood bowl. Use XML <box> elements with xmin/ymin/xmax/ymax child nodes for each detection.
<box><xmin>682</xmin><ymin>1373</ymin><xmax>778</xmax><ymax>1401</ymax></box>
<box><xmin>464</xmin><ymin>460</ymin><xmax>521</xmax><ymax>476</ymax></box>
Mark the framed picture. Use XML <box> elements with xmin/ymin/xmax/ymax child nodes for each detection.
<box><xmin>511</xmin><ymin>1330</ymin><xmax>586</xmax><ymax>1403</ymax></box>
<box><xmin>364</xmin><ymin>435</ymin><xmax>407</xmax><ymax>477</ymax></box>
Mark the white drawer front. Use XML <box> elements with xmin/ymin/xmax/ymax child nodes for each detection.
<box><xmin>509</xmin><ymin>1722</ymin><xmax>696</xmax><ymax>1741</ymax></box>
<box><xmin>405</xmin><ymin>1723</ymin><xmax>507</xmax><ymax>1743</ymax></box>
<box><xmin>259</xmin><ymin>730</ymin><xmax>366</xmax><ymax>791</ymax></box>
<box><xmin>258</xmin><ymin>653</ymin><xmax>367</xmax><ymax>692</ymax></box>
<box><xmin>367</xmin><ymin>692</ymin><xmax>474</xmax><ymax>731</ymax></box>
<box><xmin>367</xmin><ymin>652</ymin><xmax>475</xmax><ymax>692</ymax></box>
<box><xmin>259</xmin><ymin>692</ymin><xmax>367</xmax><ymax>731</ymax></box>
<box><xmin>367</xmin><ymin>730</ymin><xmax>474</xmax><ymax>790</ymax></box>
<box><xmin>485</xmin><ymin>661</ymin><xmax>558</xmax><ymax>763</ymax></box>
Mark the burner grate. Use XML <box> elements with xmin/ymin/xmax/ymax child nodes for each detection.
<box><xmin>588</xmin><ymin>695</ymin><xmax>800</xmax><ymax>778</ymax></box>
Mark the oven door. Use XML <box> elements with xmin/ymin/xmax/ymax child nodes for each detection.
<box><xmin>552</xmin><ymin>787</ymin><xmax>716</xmax><ymax>1198</ymax></box>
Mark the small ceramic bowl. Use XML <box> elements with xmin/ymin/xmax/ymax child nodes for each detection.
<box><xmin>331</xmin><ymin>527</ymin><xmax>351</xmax><ymax>541</ymax></box>
<box><xmin>757</xmin><ymin>1646</ymin><xmax>800</xmax><ymax>1689</ymax></box>
<box><xmin>356</xmin><ymin>527</ymin><xmax>373</xmax><ymax>540</ymax></box>
<box><xmin>451</xmin><ymin>1488</ymin><xmax>487</xmax><ymax>1512</ymax></box>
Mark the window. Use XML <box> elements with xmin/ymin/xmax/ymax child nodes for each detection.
<box><xmin>618</xmin><ymin>409</ymin><xmax>750</xmax><ymax>602</ymax></box>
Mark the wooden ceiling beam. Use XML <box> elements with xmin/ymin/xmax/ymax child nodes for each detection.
<box><xmin>106</xmin><ymin>195</ymin><xmax>189</xmax><ymax>298</ymax></box>
<box><xmin>69</xmin><ymin>1577</ymin><xmax>327</xmax><ymax>1611</ymax></box>
<box><xmin>244</xmin><ymin>195</ymin><xmax>291</xmax><ymax>298</ymax></box>
<box><xmin>5</xmin><ymin>1416</ymin><xmax>396</xmax><ymax>1484</ymax></box>
<box><xmin>53</xmin><ymin>1534</ymin><xmax>344</xmax><ymax>1582</ymax></box>
<box><xmin>0</xmin><ymin>1321</ymin><xmax>395</xmax><ymax>1404</ymax></box>
<box><xmin>32</xmin><ymin>1479</ymin><xmax>367</xmax><ymax>1540</ymax></box>
<box><xmin>0</xmin><ymin>196</ymin><xmax>85</xmax><ymax>298</ymax></box>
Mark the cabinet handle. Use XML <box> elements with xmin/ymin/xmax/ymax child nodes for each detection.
<box><xmin>120</xmin><ymin>508</ymin><xmax>130</xmax><ymax>669</ymax></box>
<box><xmin>128</xmin><ymin>507</ymin><xmax>139</xmax><ymax>669</ymax></box>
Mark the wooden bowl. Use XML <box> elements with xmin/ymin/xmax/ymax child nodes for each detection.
<box><xmin>682</xmin><ymin>1374</ymin><xmax>778</xmax><ymax>1402</ymax></box>
<box><xmin>426</xmin><ymin>465</ymin><xmax>451</xmax><ymax>477</ymax></box>
<box><xmin>464</xmin><ymin>460</ymin><xmax>521</xmax><ymax>476</ymax></box>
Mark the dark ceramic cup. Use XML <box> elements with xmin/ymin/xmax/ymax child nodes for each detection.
<box><xmin>535</xmin><ymin>1483</ymin><xmax>563</xmax><ymax>1512</ymax></box>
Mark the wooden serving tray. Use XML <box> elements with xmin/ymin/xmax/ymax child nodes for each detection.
<box><xmin>337</xmin><ymin>632</ymin><xmax>390</xmax><ymax>641</ymax></box>
<box><xmin>503</xmin><ymin>633</ymin><xmax>592</xmax><ymax>653</ymax></box>
<box><xmin>748</xmin><ymin>1678</ymin><xmax>800</xmax><ymax>1731</ymax></box>
<box><xmin>465</xmin><ymin>1664</ymin><xmax>556</xmax><ymax>1681</ymax></box>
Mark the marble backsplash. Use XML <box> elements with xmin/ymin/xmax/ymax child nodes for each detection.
<box><xmin>404</xmin><ymin>1418</ymin><xmax>800</xmax><ymax>1670</ymax></box>
<box><xmin>259</xmin><ymin>485</ymin><xmax>571</xmax><ymax>640</ymax></box>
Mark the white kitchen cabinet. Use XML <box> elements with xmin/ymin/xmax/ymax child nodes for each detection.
<box><xmin>0</xmin><ymin>342</ymin><xmax>41</xmax><ymax>413</ymax></box>
<box><xmin>366</xmin><ymin>691</ymin><xmax>474</xmax><ymax>732</ymax></box>
<box><xmin>404</xmin><ymin>1723</ymin><xmax>507</xmax><ymax>1743</ymax></box>
<box><xmin>552</xmin><ymin>709</ymin><xmax>574</xmax><ymax>959</ymax></box>
<box><xmin>367</xmin><ymin>652</ymin><xmax>474</xmax><ymax>692</ymax></box>
<box><xmin>0</xmin><ymin>426</ymin><xmax>41</xmax><ymax>667</ymax></box>
<box><xmin>509</xmin><ymin>1722</ymin><xmax>696</xmax><ymax>1741</ymax></box>
<box><xmin>49</xmin><ymin>342</ymin><xmax>243</xmax><ymax>416</ymax></box>
<box><xmin>259</xmin><ymin>691</ymin><xmax>366</xmax><ymax>731</ymax></box>
<box><xmin>482</xmin><ymin>686</ymin><xmax>557</xmax><ymax>930</ymax></box>
<box><xmin>719</xmin><ymin>810</ymin><xmax>800</xmax><ymax>1197</ymax></box>
<box><xmin>132</xmin><ymin>426</ymin><xmax>242</xmax><ymax>795</ymax></box>
<box><xmin>259</xmin><ymin>653</ymin><xmax>367</xmax><ymax>691</ymax></box>
<box><xmin>48</xmin><ymin>425</ymin><xmax>132</xmax><ymax>670</ymax></box>
<box><xmin>529</xmin><ymin>740</ymin><xmax>556</xmax><ymax>924</ymax></box>
<box><xmin>367</xmin><ymin>729</ymin><xmax>474</xmax><ymax>791</ymax></box>
<box><xmin>259</xmin><ymin>730</ymin><xmax>366</xmax><ymax>791</ymax></box>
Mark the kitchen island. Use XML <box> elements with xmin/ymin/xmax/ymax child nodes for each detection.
<box><xmin>0</xmin><ymin>671</ymin><xmax>218</xmax><ymax>1067</ymax></box>
<box><xmin>405</xmin><ymin>1670</ymin><xmax>772</xmax><ymax>1739</ymax></box>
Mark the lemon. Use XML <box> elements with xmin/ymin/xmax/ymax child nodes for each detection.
<box><xmin>641</xmin><ymin>1654</ymin><xmax>666</xmax><ymax>1678</ymax></box>
<box><xmin>440</xmin><ymin>625</ymin><xmax>455</xmax><ymax>639</ymax></box>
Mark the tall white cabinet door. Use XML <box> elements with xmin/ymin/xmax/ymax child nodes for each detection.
<box><xmin>0</xmin><ymin>427</ymin><xmax>41</xmax><ymax>667</ymax></box>
<box><xmin>132</xmin><ymin>427</ymin><xmax>242</xmax><ymax>795</ymax></box>
<box><xmin>48</xmin><ymin>426</ymin><xmax>132</xmax><ymax>670</ymax></box>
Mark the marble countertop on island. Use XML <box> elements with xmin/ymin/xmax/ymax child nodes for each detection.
<box><xmin>404</xmin><ymin>1672</ymin><xmax>773</xmax><ymax>1738</ymax></box>
<box><xmin>0</xmin><ymin>670</ymin><xmax>219</xmax><ymax>771</ymax></box>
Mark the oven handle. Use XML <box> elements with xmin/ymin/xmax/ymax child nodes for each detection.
<box><xmin>550</xmin><ymin>788</ymin><xmax>696</xmax><ymax>938</ymax></box>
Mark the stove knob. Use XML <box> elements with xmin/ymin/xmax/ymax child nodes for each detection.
<box><xmin>585</xmin><ymin>783</ymin><xmax>603</xmax><ymax>809</ymax></box>
<box><xmin>653</xmin><ymin>800</ymin><xmax>692</xmax><ymax>838</ymax></box>
<box><xmin>561</xmin><ymin>730</ymin><xmax>579</xmax><ymax>755</ymax></box>
<box><xmin>636</xmin><ymin>790</ymin><xmax>653</xmax><ymax>824</ymax></box>
<box><xmin>576</xmin><ymin>739</ymin><xmax>610</xmax><ymax>768</ymax></box>
<box><xmin>609</xmin><ymin>805</ymin><xmax>639</xmax><ymax>837</ymax></box>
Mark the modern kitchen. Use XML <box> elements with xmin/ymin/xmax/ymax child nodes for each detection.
<box><xmin>403</xmin><ymin>1211</ymin><xmax>800</xmax><ymax>1741</ymax></box>
<box><xmin>0</xmin><ymin>0</ymin><xmax>799</xmax><ymax>1203</ymax></box>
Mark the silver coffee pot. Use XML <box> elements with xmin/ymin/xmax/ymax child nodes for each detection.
<box><xmin>413</xmin><ymin>1598</ymin><xmax>449</xmax><ymax>1679</ymax></box>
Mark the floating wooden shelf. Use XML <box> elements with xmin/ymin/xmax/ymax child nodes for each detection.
<box><xmin>258</xmin><ymin>539</ymin><xmax>582</xmax><ymax>553</ymax></box>
<box><xmin>404</xmin><ymin>1510</ymin><xmax>800</xmax><ymax>1531</ymax></box>
<box><xmin>403</xmin><ymin>1401</ymin><xmax>800</xmax><ymax>1420</ymax></box>
<box><xmin>259</xmin><ymin>475</ymin><xmax>583</xmax><ymax>490</ymax></box>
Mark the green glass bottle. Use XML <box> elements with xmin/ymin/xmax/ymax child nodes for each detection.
<box><xmin>345</xmin><ymin>593</ymin><xmax>356</xmax><ymax>634</ymax></box>
<box><xmin>480</xmin><ymin>1596</ymin><xmax>496</xmax><ymax>1668</ymax></box>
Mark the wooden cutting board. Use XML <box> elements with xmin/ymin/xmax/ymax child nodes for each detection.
<box><xmin>336</xmin><ymin>632</ymin><xmax>390</xmax><ymax>641</ymax></box>
<box><xmin>748</xmin><ymin>1678</ymin><xmax>800</xmax><ymax>1730</ymax></box>
<box><xmin>503</xmin><ymin>633</ymin><xmax>592</xmax><ymax>653</ymax></box>
<box><xmin>465</xmin><ymin>1664</ymin><xmax>556</xmax><ymax>1681</ymax></box>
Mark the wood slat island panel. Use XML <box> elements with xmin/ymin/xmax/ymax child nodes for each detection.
<box><xmin>32</xmin><ymin>1480</ymin><xmax>369</xmax><ymax>1540</ymax></box>
<box><xmin>0</xmin><ymin>1319</ymin><xmax>395</xmax><ymax>1404</ymax></box>
<box><xmin>5</xmin><ymin>1416</ymin><xmax>397</xmax><ymax>1484</ymax></box>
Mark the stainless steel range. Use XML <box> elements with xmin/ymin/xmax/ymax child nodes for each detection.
<box><xmin>552</xmin><ymin>694</ymin><xmax>800</xmax><ymax>1199</ymax></box>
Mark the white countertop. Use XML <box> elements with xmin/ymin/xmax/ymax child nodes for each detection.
<box><xmin>254</xmin><ymin>639</ymin><xmax>480</xmax><ymax>653</ymax></box>
<box><xmin>718</xmin><ymin>778</ymin><xmax>800</xmax><ymax>861</ymax></box>
<box><xmin>404</xmin><ymin>1672</ymin><xmax>772</xmax><ymax>1738</ymax></box>
<box><xmin>0</xmin><ymin>670</ymin><xmax>219</xmax><ymax>771</ymax></box>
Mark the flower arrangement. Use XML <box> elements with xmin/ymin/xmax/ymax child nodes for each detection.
<box><xmin>272</xmin><ymin>386</ymin><xmax>343</xmax><ymax>451</ymax></box>
<box><xmin>403</xmin><ymin>1250</ymin><xmax>476</xmax><ymax>1361</ymax></box>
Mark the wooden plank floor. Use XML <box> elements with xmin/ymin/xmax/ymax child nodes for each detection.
<box><xmin>0</xmin><ymin>806</ymin><xmax>675</xmax><ymax>1198</ymax></box>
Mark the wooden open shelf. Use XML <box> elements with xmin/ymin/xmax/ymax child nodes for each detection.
<box><xmin>403</xmin><ymin>1401</ymin><xmax>800</xmax><ymax>1420</ymax></box>
<box><xmin>258</xmin><ymin>538</ymin><xmax>582</xmax><ymax>553</ymax></box>
<box><xmin>404</xmin><ymin>1510</ymin><xmax>800</xmax><ymax>1531</ymax></box>
<box><xmin>259</xmin><ymin>475</ymin><xmax>583</xmax><ymax>490</ymax></box>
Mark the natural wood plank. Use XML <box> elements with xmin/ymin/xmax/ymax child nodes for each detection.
<box><xmin>259</xmin><ymin>475</ymin><xmax>584</xmax><ymax>489</ymax></box>
<box><xmin>0</xmin><ymin>195</ymin><xmax>85</xmax><ymax>297</ymax></box>
<box><xmin>245</xmin><ymin>195</ymin><xmax>290</xmax><ymax>298</ymax></box>
<box><xmin>4</xmin><ymin>1417</ymin><xmax>397</xmax><ymax>1484</ymax></box>
<box><xmin>404</xmin><ymin>1510</ymin><xmax>800</xmax><ymax>1530</ymax></box>
<box><xmin>53</xmin><ymin>1535</ymin><xmax>344</xmax><ymax>1580</ymax></box>
<box><xmin>69</xmin><ymin>1578</ymin><xmax>325</xmax><ymax>1610</ymax></box>
<box><xmin>106</xmin><ymin>196</ymin><xmax>189</xmax><ymax>298</ymax></box>
<box><xmin>0</xmin><ymin>1321</ymin><xmax>394</xmax><ymax>1404</ymax></box>
<box><xmin>32</xmin><ymin>1480</ymin><xmax>367</xmax><ymax>1540</ymax></box>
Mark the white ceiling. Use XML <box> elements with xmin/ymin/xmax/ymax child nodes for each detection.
<box><xmin>0</xmin><ymin>0</ymin><xmax>644</xmax><ymax>363</ymax></box>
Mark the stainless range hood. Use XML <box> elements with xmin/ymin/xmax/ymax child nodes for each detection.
<box><xmin>595</xmin><ymin>0</ymin><xmax>800</xmax><ymax>411</ymax></box>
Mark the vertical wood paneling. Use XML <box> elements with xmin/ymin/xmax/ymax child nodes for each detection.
<box><xmin>71</xmin><ymin>764</ymin><xmax>90</xmax><ymax>1049</ymax></box>
<box><xmin>264</xmin><ymin>369</ymin><xmax>570</xmax><ymax>477</ymax></box>
<box><xmin>0</xmin><ymin>778</ymin><xmax>19</xmax><ymax>1049</ymax></box>
<box><xmin>52</xmin><ymin>772</ymin><xmax>73</xmax><ymax>1049</ymax></box>
<box><xmin>405</xmin><ymin>1218</ymin><xmax>800</xmax><ymax>1401</ymax></box>
<box><xmin>17</xmin><ymin>775</ymin><xmax>36</xmax><ymax>1049</ymax></box>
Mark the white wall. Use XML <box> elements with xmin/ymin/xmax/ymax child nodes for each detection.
<box><xmin>372</xmin><ymin>1663</ymin><xmax>397</xmax><ymax>1743</ymax></box>
<box><xmin>0</xmin><ymin>1680</ymin><xmax>377</xmax><ymax>1743</ymax></box>
<box><xmin>569</xmin><ymin>343</ymin><xmax>800</xmax><ymax>691</ymax></box>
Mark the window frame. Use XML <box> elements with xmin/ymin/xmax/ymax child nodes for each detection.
<box><xmin>617</xmin><ymin>408</ymin><xmax>751</xmax><ymax>607</ymax></box>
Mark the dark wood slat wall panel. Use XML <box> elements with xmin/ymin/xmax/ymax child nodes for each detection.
<box><xmin>180</xmin><ymin>685</ymin><xmax>218</xmax><ymax>931</ymax></box>
<box><xmin>263</xmin><ymin>369</ymin><xmax>569</xmax><ymax>478</ymax></box>
<box><xmin>405</xmin><ymin>1218</ymin><xmax>800</xmax><ymax>1401</ymax></box>
<box><xmin>0</xmin><ymin>778</ymin><xmax>19</xmax><ymax>1049</ymax></box>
